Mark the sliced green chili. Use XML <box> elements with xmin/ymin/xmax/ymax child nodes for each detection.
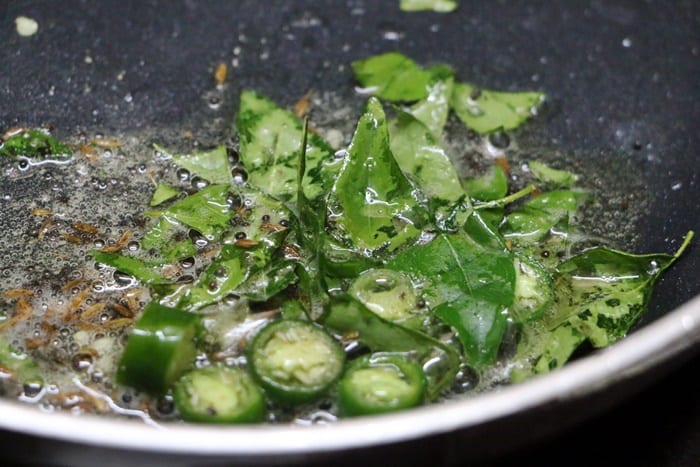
<box><xmin>174</xmin><ymin>366</ymin><xmax>266</xmax><ymax>424</ymax></box>
<box><xmin>349</xmin><ymin>269</ymin><xmax>420</xmax><ymax>324</ymax></box>
<box><xmin>248</xmin><ymin>319</ymin><xmax>345</xmax><ymax>404</ymax></box>
<box><xmin>116</xmin><ymin>302</ymin><xmax>200</xmax><ymax>395</ymax></box>
<box><xmin>338</xmin><ymin>353</ymin><xmax>427</xmax><ymax>416</ymax></box>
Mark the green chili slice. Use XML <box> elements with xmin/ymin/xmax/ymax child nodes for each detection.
<box><xmin>174</xmin><ymin>366</ymin><xmax>266</xmax><ymax>424</ymax></box>
<box><xmin>116</xmin><ymin>302</ymin><xmax>199</xmax><ymax>395</ymax></box>
<box><xmin>338</xmin><ymin>353</ymin><xmax>427</xmax><ymax>416</ymax></box>
<box><xmin>248</xmin><ymin>319</ymin><xmax>345</xmax><ymax>404</ymax></box>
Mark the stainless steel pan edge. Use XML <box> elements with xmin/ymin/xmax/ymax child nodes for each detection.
<box><xmin>1</xmin><ymin>294</ymin><xmax>698</xmax><ymax>458</ymax></box>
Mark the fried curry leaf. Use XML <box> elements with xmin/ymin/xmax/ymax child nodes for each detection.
<box><xmin>290</xmin><ymin>120</ymin><xmax>330</xmax><ymax>319</ymax></box>
<box><xmin>462</xmin><ymin>165</ymin><xmax>510</xmax><ymax>229</ymax></box>
<box><xmin>501</xmin><ymin>190</ymin><xmax>586</xmax><ymax>244</ymax></box>
<box><xmin>0</xmin><ymin>128</ymin><xmax>71</xmax><ymax>159</ymax></box>
<box><xmin>510</xmin><ymin>322</ymin><xmax>586</xmax><ymax>382</ymax></box>
<box><xmin>155</xmin><ymin>144</ymin><xmax>232</xmax><ymax>185</ymax></box>
<box><xmin>389</xmin><ymin>109</ymin><xmax>465</xmax><ymax>203</ymax></box>
<box><xmin>173</xmin><ymin>246</ymin><xmax>297</xmax><ymax>312</ymax></box>
<box><xmin>400</xmin><ymin>0</ymin><xmax>458</xmax><ymax>13</ymax></box>
<box><xmin>353</xmin><ymin>52</ymin><xmax>544</xmax><ymax>134</ymax></box>
<box><xmin>352</xmin><ymin>52</ymin><xmax>454</xmax><ymax>102</ymax></box>
<box><xmin>406</xmin><ymin>76</ymin><xmax>454</xmax><ymax>137</ymax></box>
<box><xmin>389</xmin><ymin>109</ymin><xmax>468</xmax><ymax>230</ymax></box>
<box><xmin>175</xmin><ymin>245</ymin><xmax>248</xmax><ymax>311</ymax></box>
<box><xmin>320</xmin><ymin>238</ymin><xmax>382</xmax><ymax>279</ymax></box>
<box><xmin>327</xmin><ymin>97</ymin><xmax>425</xmax><ymax>254</ymax></box>
<box><xmin>464</xmin><ymin>165</ymin><xmax>509</xmax><ymax>201</ymax></box>
<box><xmin>322</xmin><ymin>294</ymin><xmax>460</xmax><ymax>399</ymax></box>
<box><xmin>236</xmin><ymin>90</ymin><xmax>338</xmax><ymax>203</ymax></box>
<box><xmin>237</xmin><ymin>262</ymin><xmax>297</xmax><ymax>303</ymax></box>
<box><xmin>224</xmin><ymin>186</ymin><xmax>291</xmax><ymax>251</ymax></box>
<box><xmin>91</xmin><ymin>251</ymin><xmax>171</xmax><ymax>284</ymax></box>
<box><xmin>528</xmin><ymin>160</ymin><xmax>579</xmax><ymax>188</ymax></box>
<box><xmin>140</xmin><ymin>216</ymin><xmax>197</xmax><ymax>263</ymax></box>
<box><xmin>150</xmin><ymin>183</ymin><xmax>181</xmax><ymax>207</ymax></box>
<box><xmin>451</xmin><ymin>82</ymin><xmax>545</xmax><ymax>134</ymax></box>
<box><xmin>155</xmin><ymin>184</ymin><xmax>233</xmax><ymax>238</ymax></box>
<box><xmin>510</xmin><ymin>255</ymin><xmax>554</xmax><ymax>323</ymax></box>
<box><xmin>512</xmin><ymin>232</ymin><xmax>694</xmax><ymax>380</ymax></box>
<box><xmin>387</xmin><ymin>230</ymin><xmax>515</xmax><ymax>367</ymax></box>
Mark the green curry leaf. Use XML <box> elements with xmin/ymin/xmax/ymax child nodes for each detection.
<box><xmin>149</xmin><ymin>183</ymin><xmax>181</xmax><ymax>207</ymax></box>
<box><xmin>464</xmin><ymin>165</ymin><xmax>509</xmax><ymax>201</ymax></box>
<box><xmin>352</xmin><ymin>52</ymin><xmax>454</xmax><ymax>102</ymax></box>
<box><xmin>0</xmin><ymin>335</ymin><xmax>44</xmax><ymax>387</ymax></box>
<box><xmin>140</xmin><ymin>216</ymin><xmax>197</xmax><ymax>263</ymax></box>
<box><xmin>327</xmin><ymin>97</ymin><xmax>425</xmax><ymax>254</ymax></box>
<box><xmin>501</xmin><ymin>190</ymin><xmax>586</xmax><ymax>244</ymax></box>
<box><xmin>400</xmin><ymin>0</ymin><xmax>459</xmax><ymax>13</ymax></box>
<box><xmin>389</xmin><ymin>109</ymin><xmax>469</xmax><ymax>230</ymax></box>
<box><xmin>451</xmin><ymin>82</ymin><xmax>545</xmax><ymax>134</ymax></box>
<box><xmin>155</xmin><ymin>184</ymin><xmax>233</xmax><ymax>238</ymax></box>
<box><xmin>154</xmin><ymin>144</ymin><xmax>232</xmax><ymax>185</ymax></box>
<box><xmin>176</xmin><ymin>245</ymin><xmax>248</xmax><ymax>311</ymax></box>
<box><xmin>91</xmin><ymin>251</ymin><xmax>171</xmax><ymax>285</ymax></box>
<box><xmin>0</xmin><ymin>128</ymin><xmax>71</xmax><ymax>159</ymax></box>
<box><xmin>512</xmin><ymin>232</ymin><xmax>694</xmax><ymax>380</ymax></box>
<box><xmin>236</xmin><ymin>90</ymin><xmax>338</xmax><ymax>202</ymax></box>
<box><xmin>387</xmin><ymin>231</ymin><xmax>515</xmax><ymax>367</ymax></box>
<box><xmin>406</xmin><ymin>76</ymin><xmax>454</xmax><ymax>137</ymax></box>
<box><xmin>528</xmin><ymin>160</ymin><xmax>579</xmax><ymax>188</ymax></box>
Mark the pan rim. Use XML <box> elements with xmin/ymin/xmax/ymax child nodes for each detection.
<box><xmin>1</xmin><ymin>293</ymin><xmax>699</xmax><ymax>456</ymax></box>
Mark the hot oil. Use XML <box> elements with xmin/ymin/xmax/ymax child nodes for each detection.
<box><xmin>0</xmin><ymin>88</ymin><xmax>652</xmax><ymax>424</ymax></box>
<box><xmin>0</xmin><ymin>129</ymin><xmax>186</xmax><ymax>419</ymax></box>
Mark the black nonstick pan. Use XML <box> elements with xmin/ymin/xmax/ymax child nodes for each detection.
<box><xmin>1</xmin><ymin>1</ymin><xmax>698</xmax><ymax>466</ymax></box>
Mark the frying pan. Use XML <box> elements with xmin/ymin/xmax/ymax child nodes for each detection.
<box><xmin>1</xmin><ymin>1</ymin><xmax>699</xmax><ymax>465</ymax></box>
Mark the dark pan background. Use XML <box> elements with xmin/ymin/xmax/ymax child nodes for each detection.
<box><xmin>1</xmin><ymin>1</ymin><xmax>699</xmax><ymax>466</ymax></box>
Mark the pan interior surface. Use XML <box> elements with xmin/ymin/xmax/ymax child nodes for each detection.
<box><xmin>0</xmin><ymin>0</ymin><xmax>698</xmax><ymax>461</ymax></box>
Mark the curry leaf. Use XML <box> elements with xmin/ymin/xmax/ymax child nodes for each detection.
<box><xmin>511</xmin><ymin>255</ymin><xmax>554</xmax><ymax>323</ymax></box>
<box><xmin>0</xmin><ymin>128</ymin><xmax>71</xmax><ymax>159</ymax></box>
<box><xmin>352</xmin><ymin>52</ymin><xmax>454</xmax><ymax>102</ymax></box>
<box><xmin>406</xmin><ymin>77</ymin><xmax>454</xmax><ymax>137</ymax></box>
<box><xmin>236</xmin><ymin>90</ymin><xmax>338</xmax><ymax>202</ymax></box>
<box><xmin>224</xmin><ymin>186</ymin><xmax>291</xmax><ymax>251</ymax></box>
<box><xmin>154</xmin><ymin>144</ymin><xmax>232</xmax><ymax>185</ymax></box>
<box><xmin>512</xmin><ymin>231</ymin><xmax>694</xmax><ymax>380</ymax></box>
<box><xmin>451</xmin><ymin>82</ymin><xmax>545</xmax><ymax>134</ymax></box>
<box><xmin>400</xmin><ymin>0</ymin><xmax>458</xmax><ymax>13</ymax></box>
<box><xmin>464</xmin><ymin>165</ymin><xmax>509</xmax><ymax>201</ymax></box>
<box><xmin>510</xmin><ymin>322</ymin><xmax>586</xmax><ymax>382</ymax></box>
<box><xmin>292</xmin><ymin>119</ymin><xmax>330</xmax><ymax>319</ymax></box>
<box><xmin>501</xmin><ymin>190</ymin><xmax>586</xmax><ymax>244</ymax></box>
<box><xmin>176</xmin><ymin>245</ymin><xmax>248</xmax><ymax>311</ymax></box>
<box><xmin>140</xmin><ymin>216</ymin><xmax>197</xmax><ymax>263</ymax></box>
<box><xmin>149</xmin><ymin>183</ymin><xmax>181</xmax><ymax>207</ymax></box>
<box><xmin>0</xmin><ymin>335</ymin><xmax>44</xmax><ymax>387</ymax></box>
<box><xmin>237</xmin><ymin>262</ymin><xmax>297</xmax><ymax>303</ymax></box>
<box><xmin>155</xmin><ymin>184</ymin><xmax>233</xmax><ymax>238</ymax></box>
<box><xmin>91</xmin><ymin>251</ymin><xmax>171</xmax><ymax>284</ymax></box>
<box><xmin>389</xmin><ymin>109</ymin><xmax>469</xmax><ymax>230</ymax></box>
<box><xmin>320</xmin><ymin>237</ymin><xmax>382</xmax><ymax>279</ymax></box>
<box><xmin>387</xmin><ymin>232</ymin><xmax>515</xmax><ymax>367</ymax></box>
<box><xmin>389</xmin><ymin>109</ymin><xmax>465</xmax><ymax>203</ymax></box>
<box><xmin>528</xmin><ymin>160</ymin><xmax>578</xmax><ymax>188</ymax></box>
<box><xmin>327</xmin><ymin>97</ymin><xmax>425</xmax><ymax>254</ymax></box>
